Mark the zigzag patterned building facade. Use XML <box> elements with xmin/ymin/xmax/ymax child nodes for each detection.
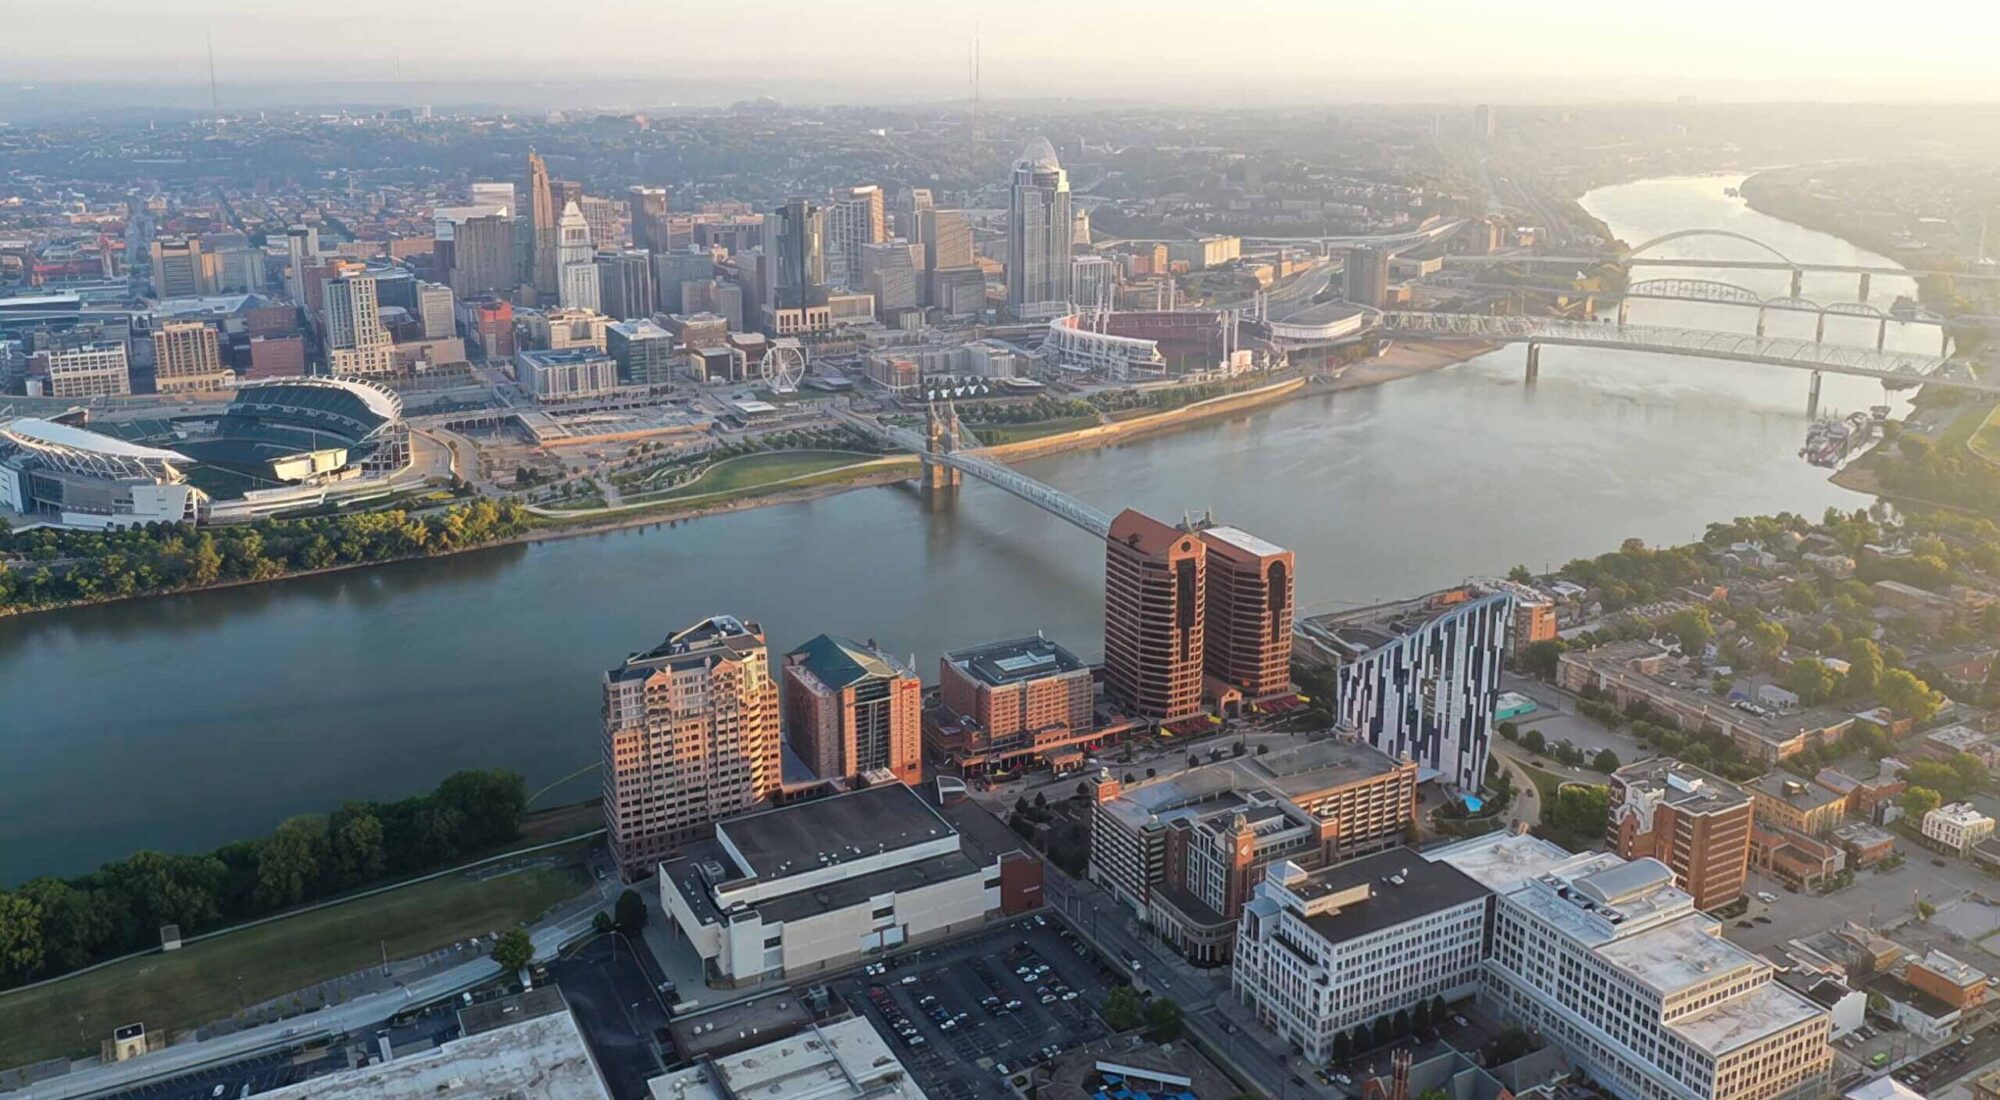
<box><xmin>1299</xmin><ymin>587</ymin><xmax>1512</xmax><ymax>790</ymax></box>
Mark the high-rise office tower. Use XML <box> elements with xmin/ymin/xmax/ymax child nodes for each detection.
<box><xmin>1007</xmin><ymin>137</ymin><xmax>1073</xmax><ymax>320</ymax></box>
<box><xmin>450</xmin><ymin>213</ymin><xmax>516</xmax><ymax>298</ymax></box>
<box><xmin>416</xmin><ymin>282</ymin><xmax>457</xmax><ymax>339</ymax></box>
<box><xmin>895</xmin><ymin>187</ymin><xmax>934</xmax><ymax>240</ymax></box>
<box><xmin>526</xmin><ymin>151</ymin><xmax>559</xmax><ymax>298</ymax></box>
<box><xmin>918</xmin><ymin>209</ymin><xmax>974</xmax><ymax>272</ymax></box>
<box><xmin>780</xmin><ymin>634</ymin><xmax>923</xmax><ymax>786</ymax></box>
<box><xmin>769</xmin><ymin>198</ymin><xmax>827</xmax><ymax>310</ymax></box>
<box><xmin>579</xmin><ymin>196</ymin><xmax>622</xmax><ymax>255</ymax></box>
<box><xmin>600</xmin><ymin>615</ymin><xmax>782</xmax><ymax>876</ymax></box>
<box><xmin>653</xmin><ymin>249</ymin><xmax>717</xmax><ymax>315</ymax></box>
<box><xmin>628</xmin><ymin>186</ymin><xmax>671</xmax><ymax>255</ymax></box>
<box><xmin>1103</xmin><ymin>509</ymin><xmax>1207</xmax><ymax>722</ymax></box>
<box><xmin>150</xmin><ymin>321</ymin><xmax>228</xmax><ymax>393</ymax></box>
<box><xmin>596</xmin><ymin>251</ymin><xmax>655</xmax><ymax>321</ymax></box>
<box><xmin>1196</xmin><ymin>526</ymin><xmax>1295</xmax><ymax>700</ymax></box>
<box><xmin>150</xmin><ymin>236</ymin><xmax>215</xmax><ymax>298</ymax></box>
<box><xmin>283</xmin><ymin>226</ymin><xmax>316</xmax><ymax>303</ymax></box>
<box><xmin>557</xmin><ymin>201</ymin><xmax>599</xmax><ymax>311</ymax></box>
<box><xmin>323</xmin><ymin>276</ymin><xmax>387</xmax><ymax>351</ymax></box>
<box><xmin>825</xmin><ymin>185</ymin><xmax>886</xmax><ymax>290</ymax></box>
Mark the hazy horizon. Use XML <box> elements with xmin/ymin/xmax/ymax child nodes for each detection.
<box><xmin>4</xmin><ymin>0</ymin><xmax>1996</xmax><ymax>108</ymax></box>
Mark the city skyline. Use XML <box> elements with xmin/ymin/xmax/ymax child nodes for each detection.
<box><xmin>6</xmin><ymin>0</ymin><xmax>1999</xmax><ymax>105</ymax></box>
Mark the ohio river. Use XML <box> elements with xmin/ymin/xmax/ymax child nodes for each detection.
<box><xmin>0</xmin><ymin>175</ymin><xmax>1943</xmax><ymax>884</ymax></box>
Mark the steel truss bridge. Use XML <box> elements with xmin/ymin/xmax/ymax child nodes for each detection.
<box><xmin>1378</xmin><ymin>312</ymin><xmax>1992</xmax><ymax>392</ymax></box>
<box><xmin>831</xmin><ymin>408</ymin><xmax>1114</xmax><ymax>537</ymax></box>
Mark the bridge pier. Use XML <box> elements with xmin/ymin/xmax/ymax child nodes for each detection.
<box><xmin>1790</xmin><ymin>268</ymin><xmax>1805</xmax><ymax>298</ymax></box>
<box><xmin>1756</xmin><ymin>309</ymin><xmax>1767</xmax><ymax>338</ymax></box>
<box><xmin>1814</xmin><ymin>312</ymin><xmax>1826</xmax><ymax>344</ymax></box>
<box><xmin>1858</xmin><ymin>272</ymin><xmax>1872</xmax><ymax>301</ymax></box>
<box><xmin>1807</xmin><ymin>370</ymin><xmax>1823</xmax><ymax>419</ymax></box>
<box><xmin>922</xmin><ymin>455</ymin><xmax>962</xmax><ymax>495</ymax></box>
<box><xmin>1524</xmin><ymin>342</ymin><xmax>1541</xmax><ymax>385</ymax></box>
<box><xmin>1878</xmin><ymin>318</ymin><xmax>1888</xmax><ymax>351</ymax></box>
<box><xmin>1944</xmin><ymin>329</ymin><xmax>1954</xmax><ymax>357</ymax></box>
<box><xmin>1616</xmin><ymin>299</ymin><xmax>1629</xmax><ymax>327</ymax></box>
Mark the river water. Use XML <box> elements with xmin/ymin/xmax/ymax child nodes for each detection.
<box><xmin>0</xmin><ymin>174</ymin><xmax>1945</xmax><ymax>884</ymax></box>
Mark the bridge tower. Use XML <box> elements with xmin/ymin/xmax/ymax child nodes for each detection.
<box><xmin>1524</xmin><ymin>342</ymin><xmax>1541</xmax><ymax>385</ymax></box>
<box><xmin>1858</xmin><ymin>272</ymin><xmax>1872</xmax><ymax>301</ymax></box>
<box><xmin>1755</xmin><ymin>308</ymin><xmax>1767</xmax><ymax>338</ymax></box>
<box><xmin>923</xmin><ymin>402</ymin><xmax>962</xmax><ymax>494</ymax></box>
<box><xmin>1807</xmin><ymin>370</ymin><xmax>1823</xmax><ymax>419</ymax></box>
<box><xmin>1616</xmin><ymin>298</ymin><xmax>1629</xmax><ymax>327</ymax></box>
<box><xmin>1789</xmin><ymin>267</ymin><xmax>1805</xmax><ymax>298</ymax></box>
<box><xmin>1814</xmin><ymin>311</ymin><xmax>1827</xmax><ymax>344</ymax></box>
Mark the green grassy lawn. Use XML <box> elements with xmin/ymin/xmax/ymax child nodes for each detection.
<box><xmin>1961</xmin><ymin>401</ymin><xmax>2000</xmax><ymax>465</ymax></box>
<box><xmin>0</xmin><ymin>863</ymin><xmax>591</xmax><ymax>1068</ymax></box>
<box><xmin>972</xmin><ymin>415</ymin><xmax>1102</xmax><ymax>445</ymax></box>
<box><xmin>631</xmin><ymin>449</ymin><xmax>877</xmax><ymax>504</ymax></box>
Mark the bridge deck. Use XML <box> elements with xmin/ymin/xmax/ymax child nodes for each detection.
<box><xmin>831</xmin><ymin>409</ymin><xmax>1113</xmax><ymax>537</ymax></box>
<box><xmin>1380</xmin><ymin>312</ymin><xmax>1983</xmax><ymax>390</ymax></box>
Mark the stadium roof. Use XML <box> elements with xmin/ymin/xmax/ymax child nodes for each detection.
<box><xmin>0</xmin><ymin>418</ymin><xmax>191</xmax><ymax>462</ymax></box>
<box><xmin>233</xmin><ymin>377</ymin><xmax>402</xmax><ymax>424</ymax></box>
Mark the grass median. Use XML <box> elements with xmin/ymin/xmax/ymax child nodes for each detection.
<box><xmin>0</xmin><ymin>862</ymin><xmax>592</xmax><ymax>1068</ymax></box>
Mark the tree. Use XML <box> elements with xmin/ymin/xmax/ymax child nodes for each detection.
<box><xmin>328</xmin><ymin>805</ymin><xmax>387</xmax><ymax>890</ymax></box>
<box><xmin>0</xmin><ymin>892</ymin><xmax>44</xmax><ymax>983</ymax></box>
<box><xmin>1521</xmin><ymin>729</ymin><xmax>1546</xmax><ymax>754</ymax></box>
<box><xmin>1785</xmin><ymin>658</ymin><xmax>1841</xmax><ymax>707</ymax></box>
<box><xmin>1592</xmin><ymin>750</ymin><xmax>1621</xmax><ymax>774</ymax></box>
<box><xmin>615</xmin><ymin>889</ymin><xmax>648</xmax><ymax>935</ymax></box>
<box><xmin>491</xmin><ymin>927</ymin><xmax>534</xmax><ymax>972</ymax></box>
<box><xmin>1547</xmin><ymin>785</ymin><xmax>1611</xmax><ymax>839</ymax></box>
<box><xmin>1104</xmin><ymin>985</ymin><xmax>1144</xmax><ymax>1030</ymax></box>
<box><xmin>254</xmin><ymin>816</ymin><xmax>327</xmax><ymax>910</ymax></box>
<box><xmin>1662</xmin><ymin>607</ymin><xmax>1715</xmax><ymax>654</ymax></box>
<box><xmin>1519</xmin><ymin>639</ymin><xmax>1566</xmax><ymax>680</ymax></box>
<box><xmin>1843</xmin><ymin>638</ymin><xmax>1885</xmax><ymax>698</ymax></box>
<box><xmin>1747</xmin><ymin>621</ymin><xmax>1790</xmax><ymax>666</ymax></box>
<box><xmin>1145</xmin><ymin>996</ymin><xmax>1183</xmax><ymax>1037</ymax></box>
<box><xmin>1880</xmin><ymin>668</ymin><xmax>1944</xmax><ymax>723</ymax></box>
<box><xmin>592</xmin><ymin>911</ymin><xmax>614</xmax><ymax>934</ymax></box>
<box><xmin>1900</xmin><ymin>786</ymin><xmax>1943</xmax><ymax>821</ymax></box>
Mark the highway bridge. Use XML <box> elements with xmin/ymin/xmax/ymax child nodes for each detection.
<box><xmin>830</xmin><ymin>406</ymin><xmax>1114</xmax><ymax>537</ymax></box>
<box><xmin>1442</xmin><ymin>227</ymin><xmax>2000</xmax><ymax>302</ymax></box>
<box><xmin>1379</xmin><ymin>312</ymin><xmax>1985</xmax><ymax>394</ymax></box>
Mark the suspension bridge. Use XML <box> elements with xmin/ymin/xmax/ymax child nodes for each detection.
<box><xmin>830</xmin><ymin>406</ymin><xmax>1114</xmax><ymax>537</ymax></box>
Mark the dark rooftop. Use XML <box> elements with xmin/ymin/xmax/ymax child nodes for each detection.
<box><xmin>609</xmin><ymin>615</ymin><xmax>766</xmax><ymax>681</ymax></box>
<box><xmin>1294</xmin><ymin>848</ymin><xmax>1491</xmax><ymax>944</ymax></box>
<box><xmin>718</xmin><ymin>782</ymin><xmax>955</xmax><ymax>882</ymax></box>
<box><xmin>945</xmin><ymin>634</ymin><xmax>1087</xmax><ymax>687</ymax></box>
<box><xmin>786</xmin><ymin>633</ymin><xmax>909</xmax><ymax>690</ymax></box>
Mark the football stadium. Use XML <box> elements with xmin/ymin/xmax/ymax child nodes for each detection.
<box><xmin>0</xmin><ymin>378</ymin><xmax>413</xmax><ymax>529</ymax></box>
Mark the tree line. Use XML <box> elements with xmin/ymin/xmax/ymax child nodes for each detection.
<box><xmin>0</xmin><ymin>769</ymin><xmax>528</xmax><ymax>989</ymax></box>
<box><xmin>0</xmin><ymin>500</ymin><xmax>531</xmax><ymax>615</ymax></box>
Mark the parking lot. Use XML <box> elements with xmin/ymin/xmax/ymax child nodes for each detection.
<box><xmin>831</xmin><ymin>918</ymin><xmax>1115</xmax><ymax>1100</ymax></box>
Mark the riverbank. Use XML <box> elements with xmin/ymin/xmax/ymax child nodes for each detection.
<box><xmin>1</xmin><ymin>336</ymin><xmax>1498</xmax><ymax>622</ymax></box>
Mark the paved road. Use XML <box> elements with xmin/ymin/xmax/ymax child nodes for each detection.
<box><xmin>11</xmin><ymin>903</ymin><xmax>608</xmax><ymax>1100</ymax></box>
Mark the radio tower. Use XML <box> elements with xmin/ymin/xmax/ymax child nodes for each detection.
<box><xmin>971</xmin><ymin>24</ymin><xmax>982</xmax><ymax>145</ymax></box>
<box><xmin>206</xmin><ymin>31</ymin><xmax>219</xmax><ymax>114</ymax></box>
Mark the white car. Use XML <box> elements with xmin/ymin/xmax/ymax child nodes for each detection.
<box><xmin>1756</xmin><ymin>891</ymin><xmax>1779</xmax><ymax>904</ymax></box>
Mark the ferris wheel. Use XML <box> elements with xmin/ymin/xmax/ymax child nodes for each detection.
<box><xmin>761</xmin><ymin>338</ymin><xmax>807</xmax><ymax>393</ymax></box>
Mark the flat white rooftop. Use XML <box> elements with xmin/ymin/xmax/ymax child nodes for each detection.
<box><xmin>1200</xmin><ymin>525</ymin><xmax>1287</xmax><ymax>559</ymax></box>
<box><xmin>1669</xmin><ymin>981</ymin><xmax>1824</xmax><ymax>1055</ymax></box>
<box><xmin>257</xmin><ymin>1008</ymin><xmax>611</xmax><ymax>1100</ymax></box>
<box><xmin>1594</xmin><ymin>915</ymin><xmax>1763</xmax><ymax>996</ymax></box>
<box><xmin>647</xmin><ymin>1017</ymin><xmax>925</xmax><ymax>1100</ymax></box>
<box><xmin>1424</xmin><ymin>832</ymin><xmax>1581</xmax><ymax>893</ymax></box>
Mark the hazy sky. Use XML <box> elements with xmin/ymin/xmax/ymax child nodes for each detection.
<box><xmin>4</xmin><ymin>0</ymin><xmax>1996</xmax><ymax>104</ymax></box>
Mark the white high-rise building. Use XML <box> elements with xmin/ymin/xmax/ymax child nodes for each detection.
<box><xmin>1426</xmin><ymin>834</ymin><xmax>1833</xmax><ymax>1100</ymax></box>
<box><xmin>417</xmin><ymin>282</ymin><xmax>457</xmax><ymax>340</ymax></box>
<box><xmin>825</xmin><ymin>185</ymin><xmax>886</xmax><ymax>291</ymax></box>
<box><xmin>557</xmin><ymin>200</ymin><xmax>600</xmax><ymax>312</ymax></box>
<box><xmin>1007</xmin><ymin>137</ymin><xmax>1073</xmax><ymax>320</ymax></box>
<box><xmin>1234</xmin><ymin>850</ymin><xmax>1490</xmax><ymax>1063</ymax></box>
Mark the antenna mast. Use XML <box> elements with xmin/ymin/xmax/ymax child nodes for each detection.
<box><xmin>206</xmin><ymin>31</ymin><xmax>219</xmax><ymax>114</ymax></box>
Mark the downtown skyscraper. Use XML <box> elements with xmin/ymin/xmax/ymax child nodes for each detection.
<box><xmin>526</xmin><ymin>151</ymin><xmax>559</xmax><ymax>298</ymax></box>
<box><xmin>1007</xmin><ymin>136</ymin><xmax>1073</xmax><ymax>320</ymax></box>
